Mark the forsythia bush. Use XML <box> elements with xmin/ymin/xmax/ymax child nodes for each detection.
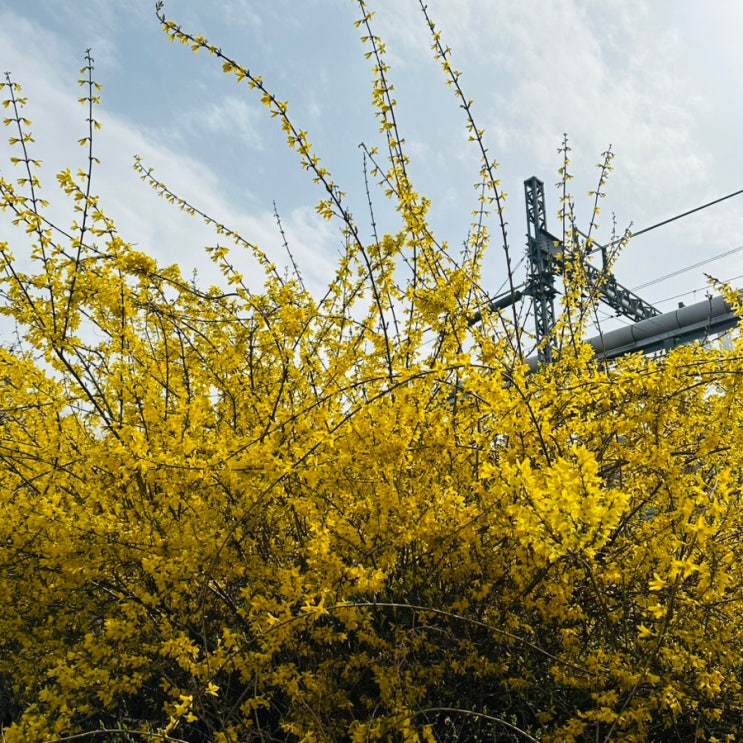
<box><xmin>2</xmin><ymin>3</ymin><xmax>743</xmax><ymax>742</ymax></box>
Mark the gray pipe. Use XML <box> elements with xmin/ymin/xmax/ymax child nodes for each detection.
<box><xmin>526</xmin><ymin>293</ymin><xmax>739</xmax><ymax>371</ymax></box>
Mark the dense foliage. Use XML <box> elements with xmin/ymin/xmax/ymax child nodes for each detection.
<box><xmin>1</xmin><ymin>3</ymin><xmax>743</xmax><ymax>741</ymax></box>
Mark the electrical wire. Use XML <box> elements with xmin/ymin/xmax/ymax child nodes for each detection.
<box><xmin>631</xmin><ymin>187</ymin><xmax>743</xmax><ymax>238</ymax></box>
<box><xmin>654</xmin><ymin>273</ymin><xmax>743</xmax><ymax>307</ymax></box>
<box><xmin>632</xmin><ymin>244</ymin><xmax>743</xmax><ymax>291</ymax></box>
<box><xmin>578</xmin><ymin>186</ymin><xmax>743</xmax><ymax>254</ymax></box>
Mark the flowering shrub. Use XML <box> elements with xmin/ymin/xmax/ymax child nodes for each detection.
<box><xmin>1</xmin><ymin>3</ymin><xmax>742</xmax><ymax>742</ymax></box>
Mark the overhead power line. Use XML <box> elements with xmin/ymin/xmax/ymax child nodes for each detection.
<box><xmin>580</xmin><ymin>187</ymin><xmax>743</xmax><ymax>251</ymax></box>
<box><xmin>631</xmin><ymin>187</ymin><xmax>743</xmax><ymax>238</ymax></box>
<box><xmin>655</xmin><ymin>272</ymin><xmax>743</xmax><ymax>306</ymax></box>
<box><xmin>632</xmin><ymin>244</ymin><xmax>743</xmax><ymax>291</ymax></box>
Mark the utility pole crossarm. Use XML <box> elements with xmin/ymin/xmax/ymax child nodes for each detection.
<box><xmin>523</xmin><ymin>176</ymin><xmax>660</xmax><ymax>356</ymax></box>
<box><xmin>467</xmin><ymin>288</ymin><xmax>525</xmax><ymax>327</ymax></box>
<box><xmin>579</xmin><ymin>261</ymin><xmax>660</xmax><ymax>322</ymax></box>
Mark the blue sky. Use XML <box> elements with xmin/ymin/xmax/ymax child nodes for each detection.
<box><xmin>2</xmin><ymin>0</ymin><xmax>743</xmax><ymax>338</ymax></box>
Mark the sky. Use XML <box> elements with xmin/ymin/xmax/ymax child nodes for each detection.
<box><xmin>2</xmin><ymin>0</ymin><xmax>743</xmax><ymax>341</ymax></box>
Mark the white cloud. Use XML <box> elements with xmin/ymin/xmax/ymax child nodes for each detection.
<box><xmin>373</xmin><ymin>0</ymin><xmax>706</xmax><ymax>204</ymax></box>
<box><xmin>363</xmin><ymin>0</ymin><xmax>743</xmax><ymax>318</ymax></box>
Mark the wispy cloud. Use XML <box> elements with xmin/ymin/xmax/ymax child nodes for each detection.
<box><xmin>367</xmin><ymin>0</ymin><xmax>730</xmax><ymax>292</ymax></box>
<box><xmin>0</xmin><ymin>7</ymin><xmax>334</xmax><ymax>300</ymax></box>
<box><xmin>169</xmin><ymin>96</ymin><xmax>264</xmax><ymax>151</ymax></box>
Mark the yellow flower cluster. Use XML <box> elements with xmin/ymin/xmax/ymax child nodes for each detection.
<box><xmin>1</xmin><ymin>5</ymin><xmax>742</xmax><ymax>743</ymax></box>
